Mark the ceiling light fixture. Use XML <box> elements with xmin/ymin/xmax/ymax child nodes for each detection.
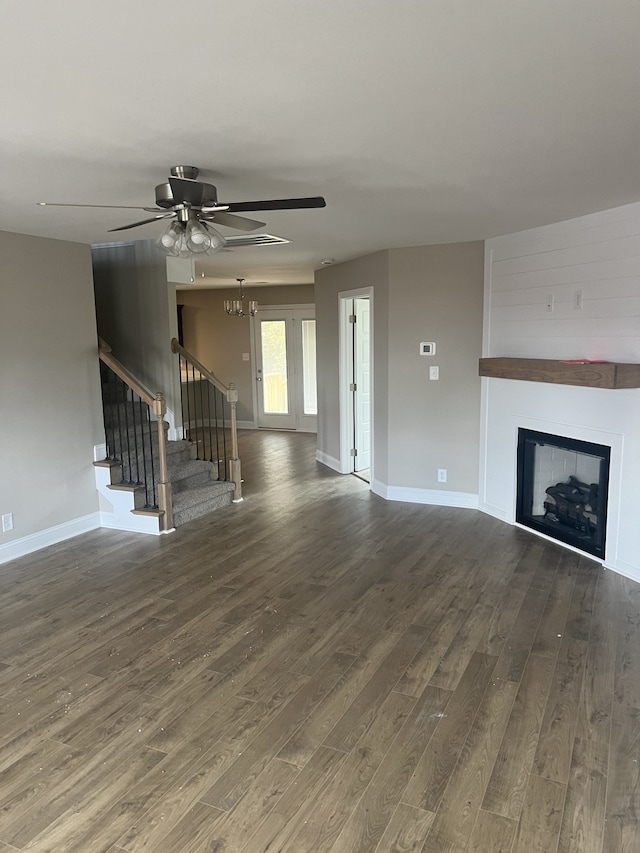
<box><xmin>224</xmin><ymin>278</ymin><xmax>258</xmax><ymax>317</ymax></box>
<box><xmin>156</xmin><ymin>212</ymin><xmax>225</xmax><ymax>257</ymax></box>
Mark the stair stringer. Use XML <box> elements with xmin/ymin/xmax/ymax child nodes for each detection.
<box><xmin>94</xmin><ymin>460</ymin><xmax>170</xmax><ymax>535</ymax></box>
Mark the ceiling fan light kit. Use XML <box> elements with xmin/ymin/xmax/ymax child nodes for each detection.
<box><xmin>38</xmin><ymin>165</ymin><xmax>326</xmax><ymax>258</ymax></box>
<box><xmin>157</xmin><ymin>214</ymin><xmax>226</xmax><ymax>257</ymax></box>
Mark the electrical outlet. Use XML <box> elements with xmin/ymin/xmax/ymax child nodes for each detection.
<box><xmin>546</xmin><ymin>294</ymin><xmax>554</xmax><ymax>312</ymax></box>
<box><xmin>429</xmin><ymin>366</ymin><xmax>439</xmax><ymax>380</ymax></box>
<box><xmin>2</xmin><ymin>513</ymin><xmax>13</xmax><ymax>533</ymax></box>
<box><xmin>437</xmin><ymin>469</ymin><xmax>447</xmax><ymax>483</ymax></box>
<box><xmin>574</xmin><ymin>290</ymin><xmax>583</xmax><ymax>310</ymax></box>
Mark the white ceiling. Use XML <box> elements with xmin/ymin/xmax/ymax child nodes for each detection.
<box><xmin>3</xmin><ymin>0</ymin><xmax>640</xmax><ymax>285</ymax></box>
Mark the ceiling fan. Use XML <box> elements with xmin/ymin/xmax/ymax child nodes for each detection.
<box><xmin>38</xmin><ymin>165</ymin><xmax>326</xmax><ymax>256</ymax></box>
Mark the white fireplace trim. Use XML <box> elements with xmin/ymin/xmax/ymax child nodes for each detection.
<box><xmin>479</xmin><ymin>378</ymin><xmax>632</xmax><ymax>578</ymax></box>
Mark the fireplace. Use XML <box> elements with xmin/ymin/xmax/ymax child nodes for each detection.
<box><xmin>516</xmin><ymin>428</ymin><xmax>611</xmax><ymax>559</ymax></box>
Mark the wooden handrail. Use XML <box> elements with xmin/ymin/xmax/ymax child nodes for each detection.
<box><xmin>98</xmin><ymin>338</ymin><xmax>173</xmax><ymax>531</ymax></box>
<box><xmin>171</xmin><ymin>338</ymin><xmax>228</xmax><ymax>395</ymax></box>
<box><xmin>98</xmin><ymin>338</ymin><xmax>155</xmax><ymax>407</ymax></box>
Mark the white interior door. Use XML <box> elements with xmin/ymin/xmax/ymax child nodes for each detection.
<box><xmin>354</xmin><ymin>298</ymin><xmax>371</xmax><ymax>471</ymax></box>
<box><xmin>253</xmin><ymin>307</ymin><xmax>317</xmax><ymax>431</ymax></box>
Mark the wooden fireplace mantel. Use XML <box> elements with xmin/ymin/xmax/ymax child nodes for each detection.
<box><xmin>479</xmin><ymin>357</ymin><xmax>640</xmax><ymax>389</ymax></box>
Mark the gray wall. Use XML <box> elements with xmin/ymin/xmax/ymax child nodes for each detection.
<box><xmin>92</xmin><ymin>241</ymin><xmax>181</xmax><ymax>424</ymax></box>
<box><xmin>0</xmin><ymin>231</ymin><xmax>103</xmax><ymax>545</ymax></box>
<box><xmin>315</xmin><ymin>243</ymin><xmax>483</xmax><ymax>494</ymax></box>
<box><xmin>388</xmin><ymin>242</ymin><xmax>484</xmax><ymax>493</ymax></box>
<box><xmin>315</xmin><ymin>252</ymin><xmax>389</xmax><ymax>480</ymax></box>
<box><xmin>178</xmin><ymin>284</ymin><xmax>315</xmax><ymax>424</ymax></box>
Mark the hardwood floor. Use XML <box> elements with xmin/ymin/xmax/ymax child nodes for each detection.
<box><xmin>1</xmin><ymin>429</ymin><xmax>639</xmax><ymax>852</ymax></box>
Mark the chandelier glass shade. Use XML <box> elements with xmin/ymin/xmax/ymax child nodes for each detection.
<box><xmin>224</xmin><ymin>278</ymin><xmax>258</xmax><ymax>317</ymax></box>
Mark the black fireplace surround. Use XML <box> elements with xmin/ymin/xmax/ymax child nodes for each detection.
<box><xmin>516</xmin><ymin>428</ymin><xmax>610</xmax><ymax>559</ymax></box>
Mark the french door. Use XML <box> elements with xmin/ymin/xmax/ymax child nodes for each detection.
<box><xmin>252</xmin><ymin>307</ymin><xmax>317</xmax><ymax>431</ymax></box>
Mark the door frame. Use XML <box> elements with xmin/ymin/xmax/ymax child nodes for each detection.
<box><xmin>338</xmin><ymin>287</ymin><xmax>374</xmax><ymax>480</ymax></box>
<box><xmin>249</xmin><ymin>304</ymin><xmax>317</xmax><ymax>432</ymax></box>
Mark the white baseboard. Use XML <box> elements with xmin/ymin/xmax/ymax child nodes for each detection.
<box><xmin>375</xmin><ymin>483</ymin><xmax>480</xmax><ymax>509</ymax></box>
<box><xmin>603</xmin><ymin>558</ymin><xmax>640</xmax><ymax>584</ymax></box>
<box><xmin>0</xmin><ymin>513</ymin><xmax>101</xmax><ymax>565</ymax></box>
<box><xmin>316</xmin><ymin>450</ymin><xmax>343</xmax><ymax>473</ymax></box>
<box><xmin>478</xmin><ymin>502</ymin><xmax>510</xmax><ymax>522</ymax></box>
<box><xmin>99</xmin><ymin>511</ymin><xmax>164</xmax><ymax>536</ymax></box>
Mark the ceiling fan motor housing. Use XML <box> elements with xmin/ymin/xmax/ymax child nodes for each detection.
<box><xmin>156</xmin><ymin>180</ymin><xmax>218</xmax><ymax>209</ymax></box>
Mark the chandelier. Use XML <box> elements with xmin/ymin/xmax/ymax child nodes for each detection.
<box><xmin>224</xmin><ymin>278</ymin><xmax>258</xmax><ymax>317</ymax></box>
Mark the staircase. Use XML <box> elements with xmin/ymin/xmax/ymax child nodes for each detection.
<box><xmin>96</xmin><ymin>341</ymin><xmax>239</xmax><ymax>534</ymax></box>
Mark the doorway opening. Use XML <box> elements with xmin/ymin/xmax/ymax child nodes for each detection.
<box><xmin>339</xmin><ymin>288</ymin><xmax>373</xmax><ymax>483</ymax></box>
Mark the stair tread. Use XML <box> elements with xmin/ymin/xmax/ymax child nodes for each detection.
<box><xmin>171</xmin><ymin>481</ymin><xmax>235</xmax><ymax>511</ymax></box>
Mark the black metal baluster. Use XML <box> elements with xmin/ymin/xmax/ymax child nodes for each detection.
<box><xmin>119</xmin><ymin>376</ymin><xmax>131</xmax><ymax>483</ymax></box>
<box><xmin>129</xmin><ymin>388</ymin><xmax>142</xmax><ymax>486</ymax></box>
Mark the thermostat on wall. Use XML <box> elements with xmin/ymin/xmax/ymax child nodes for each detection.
<box><xmin>419</xmin><ymin>342</ymin><xmax>436</xmax><ymax>356</ymax></box>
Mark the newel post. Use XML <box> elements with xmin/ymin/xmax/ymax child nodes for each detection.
<box><xmin>226</xmin><ymin>384</ymin><xmax>242</xmax><ymax>501</ymax></box>
<box><xmin>152</xmin><ymin>392</ymin><xmax>174</xmax><ymax>530</ymax></box>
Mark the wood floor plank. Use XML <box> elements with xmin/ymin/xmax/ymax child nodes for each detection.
<box><xmin>0</xmin><ymin>431</ymin><xmax>637</xmax><ymax>853</ymax></box>
<box><xmin>3</xmin><ymin>745</ymin><xmax>166</xmax><ymax>851</ymax></box>
<box><xmin>374</xmin><ymin>802</ymin><xmax>435</xmax><ymax>853</ymax></box>
<box><xmin>603</xmin><ymin>704</ymin><xmax>640</xmax><ymax>853</ymax></box>
<box><xmin>239</xmin><ymin>746</ymin><xmax>348</xmax><ymax>853</ymax></box>
<box><xmin>403</xmin><ymin>651</ymin><xmax>497</xmax><ymax>812</ymax></box>
<box><xmin>533</xmin><ymin>636</ymin><xmax>588</xmax><ymax>783</ymax></box>
<box><xmin>277</xmin><ymin>627</ymin><xmax>416</xmax><ymax>768</ymax></box>
<box><xmin>322</xmin><ymin>624</ymin><xmax>430</xmax><ymax>753</ymax></box>
<box><xmin>417</xmin><ymin>674</ymin><xmax>518</xmax><ymax>853</ymax></box>
<box><xmin>274</xmin><ymin>691</ymin><xmax>415</xmax><ymax>852</ymax></box>
<box><xmin>530</xmin><ymin>550</ymin><xmax>580</xmax><ymax>657</ymax></box>
<box><xmin>493</xmin><ymin>583</ymin><xmax>551</xmax><ymax>682</ymax></box>
<box><xmin>112</xmin><ymin>673</ymin><xmax>312</xmax><ymax>853</ymax></box>
<box><xmin>328</xmin><ymin>685</ymin><xmax>451</xmax><ymax>853</ymax></box>
<box><xmin>395</xmin><ymin>591</ymin><xmax>477</xmax><ymax>697</ymax></box>
<box><xmin>510</xmin><ymin>773</ymin><xmax>566</xmax><ymax>853</ymax></box>
<box><xmin>199</xmin><ymin>651</ymin><xmax>356</xmax><ymax>812</ymax></box>
<box><xmin>557</xmin><ymin>735</ymin><xmax>608</xmax><ymax>853</ymax></box>
<box><xmin>482</xmin><ymin>653</ymin><xmax>556</xmax><ymax>821</ymax></box>
<box><xmin>465</xmin><ymin>809</ymin><xmax>517</xmax><ymax>853</ymax></box>
<box><xmin>191</xmin><ymin>757</ymin><xmax>299</xmax><ymax>853</ymax></box>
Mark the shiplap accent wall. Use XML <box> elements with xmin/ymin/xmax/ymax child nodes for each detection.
<box><xmin>484</xmin><ymin>201</ymin><xmax>640</xmax><ymax>362</ymax></box>
<box><xmin>480</xmin><ymin>202</ymin><xmax>640</xmax><ymax>582</ymax></box>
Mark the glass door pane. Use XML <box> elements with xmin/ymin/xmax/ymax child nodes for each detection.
<box><xmin>260</xmin><ymin>320</ymin><xmax>289</xmax><ymax>414</ymax></box>
<box><xmin>301</xmin><ymin>320</ymin><xmax>317</xmax><ymax>415</ymax></box>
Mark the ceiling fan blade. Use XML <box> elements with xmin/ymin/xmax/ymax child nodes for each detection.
<box><xmin>38</xmin><ymin>202</ymin><xmax>158</xmax><ymax>210</ymax></box>
<box><xmin>108</xmin><ymin>213</ymin><xmax>175</xmax><ymax>232</ymax></box>
<box><xmin>202</xmin><ymin>211</ymin><xmax>266</xmax><ymax>232</ymax></box>
<box><xmin>223</xmin><ymin>196</ymin><xmax>326</xmax><ymax>213</ymax></box>
<box><xmin>169</xmin><ymin>176</ymin><xmax>204</xmax><ymax>206</ymax></box>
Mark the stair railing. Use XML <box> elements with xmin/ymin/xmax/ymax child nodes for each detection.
<box><xmin>171</xmin><ymin>338</ymin><xmax>242</xmax><ymax>501</ymax></box>
<box><xmin>98</xmin><ymin>339</ymin><xmax>174</xmax><ymax>530</ymax></box>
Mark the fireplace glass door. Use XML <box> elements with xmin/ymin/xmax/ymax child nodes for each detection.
<box><xmin>516</xmin><ymin>429</ymin><xmax>610</xmax><ymax>559</ymax></box>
